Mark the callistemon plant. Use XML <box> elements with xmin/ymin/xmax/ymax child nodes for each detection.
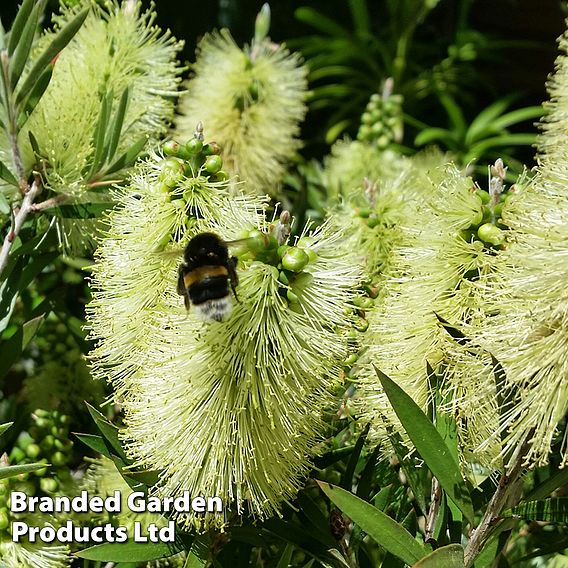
<box><xmin>355</xmin><ymin>162</ymin><xmax>516</xmax><ymax>472</ymax></box>
<box><xmin>87</xmin><ymin>126</ymin><xmax>361</xmax><ymax>528</ymax></box>
<box><xmin>467</xmin><ymin>29</ymin><xmax>568</xmax><ymax>468</ymax></box>
<box><xmin>0</xmin><ymin>0</ymin><xmax>182</xmax><ymax>252</ymax></box>
<box><xmin>175</xmin><ymin>5</ymin><xmax>307</xmax><ymax>196</ymax></box>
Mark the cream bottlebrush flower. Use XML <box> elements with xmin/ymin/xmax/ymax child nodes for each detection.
<box><xmin>0</xmin><ymin>538</ymin><xmax>70</xmax><ymax>568</ymax></box>
<box><xmin>464</xmin><ymin>27</ymin><xmax>568</xmax><ymax>468</ymax></box>
<box><xmin>322</xmin><ymin>140</ymin><xmax>405</xmax><ymax>200</ymax></box>
<box><xmin>355</xmin><ymin>164</ymin><xmax>503</xmax><ymax>472</ymax></box>
<box><xmin>331</xmin><ymin>149</ymin><xmax>446</xmax><ymax>284</ymax></box>
<box><xmin>87</xmin><ymin>140</ymin><xmax>360</xmax><ymax>528</ymax></box>
<box><xmin>471</xmin><ymin>171</ymin><xmax>568</xmax><ymax>467</ymax></box>
<box><xmin>17</xmin><ymin>0</ymin><xmax>182</xmax><ymax>196</ymax></box>
<box><xmin>175</xmin><ymin>29</ymin><xmax>307</xmax><ymax>195</ymax></box>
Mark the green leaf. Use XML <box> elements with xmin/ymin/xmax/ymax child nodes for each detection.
<box><xmin>348</xmin><ymin>0</ymin><xmax>370</xmax><ymax>36</ymax></box>
<box><xmin>0</xmin><ymin>314</ymin><xmax>44</xmax><ymax>381</ymax></box>
<box><xmin>439</xmin><ymin>94</ymin><xmax>467</xmax><ymax>139</ymax></box>
<box><xmin>464</xmin><ymin>134</ymin><xmax>536</xmax><ymax>164</ymax></box>
<box><xmin>356</xmin><ymin>445</ymin><xmax>381</xmax><ymax>501</ymax></box>
<box><xmin>74</xmin><ymin>433</ymin><xmax>112</xmax><ymax>459</ymax></box>
<box><xmin>341</xmin><ymin>423</ymin><xmax>369</xmax><ymax>490</ymax></box>
<box><xmin>276</xmin><ymin>543</ymin><xmax>294</xmax><ymax>568</ymax></box>
<box><xmin>7</xmin><ymin>0</ymin><xmax>35</xmax><ymax>55</ymax></box>
<box><xmin>87</xmin><ymin>90</ymin><xmax>113</xmax><ymax>178</ymax></box>
<box><xmin>10</xmin><ymin>0</ymin><xmax>45</xmax><ymax>89</ymax></box>
<box><xmin>76</xmin><ymin>540</ymin><xmax>186</xmax><ymax>562</ymax></box>
<box><xmin>506</xmin><ymin>498</ymin><xmax>568</xmax><ymax>523</ymax></box>
<box><xmin>315</xmin><ymin>446</ymin><xmax>354</xmax><ymax>469</ymax></box>
<box><xmin>525</xmin><ymin>467</ymin><xmax>568</xmax><ymax>502</ymax></box>
<box><xmin>414</xmin><ymin>128</ymin><xmax>457</xmax><ymax>148</ymax></box>
<box><xmin>15</xmin><ymin>8</ymin><xmax>89</xmax><ymax>105</ymax></box>
<box><xmin>491</xmin><ymin>106</ymin><xmax>544</xmax><ymax>132</ymax></box>
<box><xmin>465</xmin><ymin>97</ymin><xmax>515</xmax><ymax>146</ymax></box>
<box><xmin>325</xmin><ymin>119</ymin><xmax>352</xmax><ymax>145</ymax></box>
<box><xmin>17</xmin><ymin>64</ymin><xmax>52</xmax><ymax>129</ymax></box>
<box><xmin>45</xmin><ymin>202</ymin><xmax>114</xmax><ymax>219</ymax></box>
<box><xmin>0</xmin><ymin>159</ymin><xmax>18</xmax><ymax>187</ymax></box>
<box><xmin>412</xmin><ymin>544</ymin><xmax>464</xmax><ymax>568</ymax></box>
<box><xmin>104</xmin><ymin>135</ymin><xmax>147</xmax><ymax>176</ymax></box>
<box><xmin>105</xmin><ymin>87</ymin><xmax>129</xmax><ymax>163</ymax></box>
<box><xmin>0</xmin><ymin>422</ymin><xmax>13</xmax><ymax>437</ymax></box>
<box><xmin>317</xmin><ymin>481</ymin><xmax>427</xmax><ymax>565</ymax></box>
<box><xmin>295</xmin><ymin>7</ymin><xmax>350</xmax><ymax>37</ymax></box>
<box><xmin>0</xmin><ymin>462</ymin><xmax>49</xmax><ymax>480</ymax></box>
<box><xmin>296</xmin><ymin>491</ymin><xmax>336</xmax><ymax>548</ymax></box>
<box><xmin>85</xmin><ymin>402</ymin><xmax>128</xmax><ymax>462</ymax></box>
<box><xmin>375</xmin><ymin>367</ymin><xmax>475</xmax><ymax>524</ymax></box>
<box><xmin>387</xmin><ymin>431</ymin><xmax>429</xmax><ymax>515</ymax></box>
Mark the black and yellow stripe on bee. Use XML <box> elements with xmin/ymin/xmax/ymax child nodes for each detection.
<box><xmin>184</xmin><ymin>265</ymin><xmax>230</xmax><ymax>305</ymax></box>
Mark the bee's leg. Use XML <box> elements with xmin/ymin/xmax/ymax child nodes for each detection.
<box><xmin>176</xmin><ymin>266</ymin><xmax>186</xmax><ymax>296</ymax></box>
<box><xmin>228</xmin><ymin>256</ymin><xmax>240</xmax><ymax>302</ymax></box>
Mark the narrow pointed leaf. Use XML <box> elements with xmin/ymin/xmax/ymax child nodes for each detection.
<box><xmin>105</xmin><ymin>87</ymin><xmax>129</xmax><ymax>163</ymax></box>
<box><xmin>317</xmin><ymin>481</ymin><xmax>427</xmax><ymax>565</ymax></box>
<box><xmin>296</xmin><ymin>492</ymin><xmax>336</xmax><ymax>548</ymax></box>
<box><xmin>276</xmin><ymin>543</ymin><xmax>294</xmax><ymax>568</ymax></box>
<box><xmin>7</xmin><ymin>0</ymin><xmax>35</xmax><ymax>55</ymax></box>
<box><xmin>341</xmin><ymin>423</ymin><xmax>369</xmax><ymax>490</ymax></box>
<box><xmin>375</xmin><ymin>367</ymin><xmax>475</xmax><ymax>523</ymax></box>
<box><xmin>76</xmin><ymin>540</ymin><xmax>187</xmax><ymax>562</ymax></box>
<box><xmin>0</xmin><ymin>422</ymin><xmax>13</xmax><ymax>437</ymax></box>
<box><xmin>0</xmin><ymin>159</ymin><xmax>18</xmax><ymax>186</ymax></box>
<box><xmin>10</xmin><ymin>0</ymin><xmax>45</xmax><ymax>89</ymax></box>
<box><xmin>412</xmin><ymin>544</ymin><xmax>464</xmax><ymax>568</ymax></box>
<box><xmin>87</xmin><ymin>90</ymin><xmax>113</xmax><ymax>178</ymax></box>
<box><xmin>506</xmin><ymin>498</ymin><xmax>568</xmax><ymax>523</ymax></box>
<box><xmin>0</xmin><ymin>314</ymin><xmax>44</xmax><ymax>381</ymax></box>
<box><xmin>356</xmin><ymin>445</ymin><xmax>381</xmax><ymax>501</ymax></box>
<box><xmin>74</xmin><ymin>433</ymin><xmax>112</xmax><ymax>459</ymax></box>
<box><xmin>465</xmin><ymin>96</ymin><xmax>515</xmax><ymax>145</ymax></box>
<box><xmin>15</xmin><ymin>7</ymin><xmax>89</xmax><ymax>105</ymax></box>
<box><xmin>85</xmin><ymin>402</ymin><xmax>128</xmax><ymax>462</ymax></box>
<box><xmin>524</xmin><ymin>467</ymin><xmax>568</xmax><ymax>502</ymax></box>
<box><xmin>17</xmin><ymin>64</ymin><xmax>52</xmax><ymax>129</ymax></box>
<box><xmin>104</xmin><ymin>135</ymin><xmax>147</xmax><ymax>176</ymax></box>
<box><xmin>0</xmin><ymin>462</ymin><xmax>49</xmax><ymax>480</ymax></box>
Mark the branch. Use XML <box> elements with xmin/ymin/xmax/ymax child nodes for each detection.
<box><xmin>463</xmin><ymin>444</ymin><xmax>527</xmax><ymax>568</ymax></box>
<box><xmin>425</xmin><ymin>476</ymin><xmax>441</xmax><ymax>544</ymax></box>
<box><xmin>0</xmin><ymin>177</ymin><xmax>41</xmax><ymax>277</ymax></box>
<box><xmin>30</xmin><ymin>193</ymin><xmax>69</xmax><ymax>213</ymax></box>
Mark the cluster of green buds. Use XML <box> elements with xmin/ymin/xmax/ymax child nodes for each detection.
<box><xmin>461</xmin><ymin>159</ymin><xmax>513</xmax><ymax>249</ymax></box>
<box><xmin>235</xmin><ymin>212</ymin><xmax>322</xmax><ymax>306</ymax></box>
<box><xmin>160</xmin><ymin>121</ymin><xmax>230</xmax><ymax>192</ymax></box>
<box><xmin>357</xmin><ymin>79</ymin><xmax>403</xmax><ymax>150</ymax></box>
<box><xmin>32</xmin><ymin>315</ymin><xmax>80</xmax><ymax>367</ymax></box>
<box><xmin>2</xmin><ymin>410</ymin><xmax>73</xmax><ymax>511</ymax></box>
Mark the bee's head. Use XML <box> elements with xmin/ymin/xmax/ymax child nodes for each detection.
<box><xmin>184</xmin><ymin>232</ymin><xmax>228</xmax><ymax>263</ymax></box>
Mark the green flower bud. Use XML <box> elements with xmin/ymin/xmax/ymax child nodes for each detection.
<box><xmin>25</xmin><ymin>443</ymin><xmax>41</xmax><ymax>460</ymax></box>
<box><xmin>185</xmin><ymin>138</ymin><xmax>204</xmax><ymax>155</ymax></box>
<box><xmin>204</xmin><ymin>155</ymin><xmax>223</xmax><ymax>174</ymax></box>
<box><xmin>476</xmin><ymin>189</ymin><xmax>490</xmax><ymax>204</ymax></box>
<box><xmin>212</xmin><ymin>170</ymin><xmax>230</xmax><ymax>182</ymax></box>
<box><xmin>277</xmin><ymin>244</ymin><xmax>290</xmax><ymax>258</ymax></box>
<box><xmin>159</xmin><ymin>157</ymin><xmax>185</xmax><ymax>187</ymax></box>
<box><xmin>286</xmin><ymin>289</ymin><xmax>299</xmax><ymax>303</ymax></box>
<box><xmin>40</xmin><ymin>478</ymin><xmax>58</xmax><ymax>493</ymax></box>
<box><xmin>51</xmin><ymin>451</ymin><xmax>67</xmax><ymax>467</ymax></box>
<box><xmin>356</xmin><ymin>317</ymin><xmax>369</xmax><ymax>332</ymax></box>
<box><xmin>163</xmin><ymin>140</ymin><xmax>180</xmax><ymax>156</ymax></box>
<box><xmin>477</xmin><ymin>223</ymin><xmax>506</xmax><ymax>246</ymax></box>
<box><xmin>281</xmin><ymin>248</ymin><xmax>309</xmax><ymax>272</ymax></box>
<box><xmin>9</xmin><ymin>447</ymin><xmax>25</xmax><ymax>463</ymax></box>
<box><xmin>202</xmin><ymin>142</ymin><xmax>221</xmax><ymax>156</ymax></box>
<box><xmin>0</xmin><ymin>510</ymin><xmax>9</xmax><ymax>531</ymax></box>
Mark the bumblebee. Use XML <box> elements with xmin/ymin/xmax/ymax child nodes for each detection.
<box><xmin>176</xmin><ymin>232</ymin><xmax>239</xmax><ymax>322</ymax></box>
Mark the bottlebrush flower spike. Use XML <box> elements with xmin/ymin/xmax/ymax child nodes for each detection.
<box><xmin>0</xmin><ymin>538</ymin><xmax>70</xmax><ymax>568</ymax></box>
<box><xmin>468</xmin><ymin>29</ymin><xmax>568</xmax><ymax>466</ymax></box>
<box><xmin>87</xmin><ymin>134</ymin><xmax>360</xmax><ymax>528</ymax></box>
<box><xmin>175</xmin><ymin>25</ymin><xmax>307</xmax><ymax>195</ymax></box>
<box><xmin>355</xmin><ymin>163</ymin><xmax>503</xmax><ymax>471</ymax></box>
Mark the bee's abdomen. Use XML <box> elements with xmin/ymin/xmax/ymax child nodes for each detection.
<box><xmin>188</xmin><ymin>276</ymin><xmax>229</xmax><ymax>305</ymax></box>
